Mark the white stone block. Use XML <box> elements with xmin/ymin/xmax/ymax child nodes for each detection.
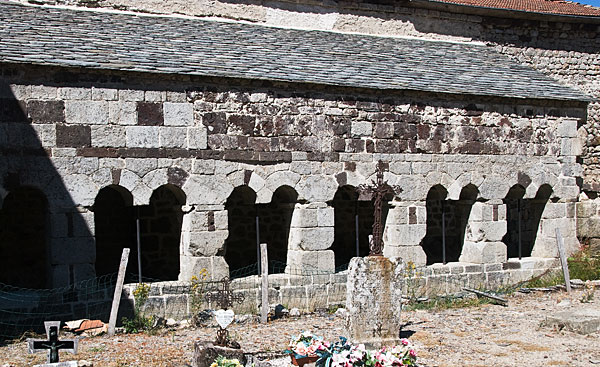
<box><xmin>187</xmin><ymin>230</ymin><xmax>228</xmax><ymax>256</ymax></box>
<box><xmin>126</xmin><ymin>126</ymin><xmax>160</xmax><ymax>148</ymax></box>
<box><xmin>92</xmin><ymin>87</ymin><xmax>118</xmax><ymax>101</ymax></box>
<box><xmin>459</xmin><ymin>241</ymin><xmax>507</xmax><ymax>264</ymax></box>
<box><xmin>467</xmin><ymin>221</ymin><xmax>506</xmax><ymax>242</ymax></box>
<box><xmin>109</xmin><ymin>101</ymin><xmax>137</xmax><ymax>125</ymax></box>
<box><xmin>351</xmin><ymin>121</ymin><xmax>372</xmax><ymax>137</ymax></box>
<box><xmin>317</xmin><ymin>207</ymin><xmax>334</xmax><ymax>227</ymax></box>
<box><xmin>31</xmin><ymin>85</ymin><xmax>58</xmax><ymax>99</ymax></box>
<box><xmin>65</xmin><ymin>101</ymin><xmax>109</xmax><ymax>124</ymax></box>
<box><xmin>557</xmin><ymin>119</ymin><xmax>578</xmax><ymax>138</ymax></box>
<box><xmin>288</xmin><ymin>227</ymin><xmax>334</xmax><ymax>251</ymax></box>
<box><xmin>290</xmin><ymin>207</ymin><xmax>318</xmax><ymax>228</ymax></box>
<box><xmin>383</xmin><ymin>245</ymin><xmax>427</xmax><ymax>266</ymax></box>
<box><xmin>183</xmin><ymin>175</ymin><xmax>234</xmax><ymax>205</ymax></box>
<box><xmin>164</xmin><ymin>102</ymin><xmax>194</xmax><ymax>126</ymax></box>
<box><xmin>59</xmin><ymin>87</ymin><xmax>91</xmax><ymax>100</ymax></box>
<box><xmin>179</xmin><ymin>255</ymin><xmax>229</xmax><ymax>281</ymax></box>
<box><xmin>383</xmin><ymin>224</ymin><xmax>426</xmax><ymax>246</ymax></box>
<box><xmin>118</xmin><ymin>89</ymin><xmax>144</xmax><ymax>101</ymax></box>
<box><xmin>188</xmin><ymin>127</ymin><xmax>208</xmax><ymax>149</ymax></box>
<box><xmin>159</xmin><ymin>127</ymin><xmax>187</xmax><ymax>148</ymax></box>
<box><xmin>561</xmin><ymin>137</ymin><xmax>583</xmax><ymax>156</ymax></box>
<box><xmin>91</xmin><ymin>125</ymin><xmax>126</xmax><ymax>147</ymax></box>
<box><xmin>285</xmin><ymin>250</ymin><xmax>335</xmax><ymax>274</ymax></box>
<box><xmin>297</xmin><ymin>175</ymin><xmax>337</xmax><ymax>202</ymax></box>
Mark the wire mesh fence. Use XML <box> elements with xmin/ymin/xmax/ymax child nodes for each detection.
<box><xmin>0</xmin><ymin>257</ymin><xmax>558</xmax><ymax>341</ymax></box>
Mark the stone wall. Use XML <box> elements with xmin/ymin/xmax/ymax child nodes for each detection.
<box><xmin>0</xmin><ymin>63</ymin><xmax>585</xmax><ymax>286</ymax></box>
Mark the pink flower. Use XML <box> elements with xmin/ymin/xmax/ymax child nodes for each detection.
<box><xmin>295</xmin><ymin>342</ymin><xmax>308</xmax><ymax>356</ymax></box>
<box><xmin>409</xmin><ymin>349</ymin><xmax>416</xmax><ymax>358</ymax></box>
<box><xmin>401</xmin><ymin>339</ymin><xmax>409</xmax><ymax>346</ymax></box>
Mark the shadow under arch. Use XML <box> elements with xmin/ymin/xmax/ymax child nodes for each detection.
<box><xmin>503</xmin><ymin>184</ymin><xmax>553</xmax><ymax>259</ymax></box>
<box><xmin>260</xmin><ymin>185</ymin><xmax>297</xmax><ymax>272</ymax></box>
<box><xmin>224</xmin><ymin>185</ymin><xmax>258</xmax><ymax>273</ymax></box>
<box><xmin>422</xmin><ymin>184</ymin><xmax>478</xmax><ymax>265</ymax></box>
<box><xmin>0</xmin><ymin>186</ymin><xmax>49</xmax><ymax>288</ymax></box>
<box><xmin>330</xmin><ymin>185</ymin><xmax>374</xmax><ymax>269</ymax></box>
<box><xmin>93</xmin><ymin>185</ymin><xmax>135</xmax><ymax>277</ymax></box>
<box><xmin>138</xmin><ymin>184</ymin><xmax>185</xmax><ymax>280</ymax></box>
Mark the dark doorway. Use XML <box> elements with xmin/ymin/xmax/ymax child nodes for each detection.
<box><xmin>503</xmin><ymin>184</ymin><xmax>552</xmax><ymax>259</ymax></box>
<box><xmin>0</xmin><ymin>187</ymin><xmax>48</xmax><ymax>288</ymax></box>
<box><xmin>93</xmin><ymin>185</ymin><xmax>135</xmax><ymax>277</ymax></box>
<box><xmin>259</xmin><ymin>186</ymin><xmax>297</xmax><ymax>272</ymax></box>
<box><xmin>138</xmin><ymin>185</ymin><xmax>184</xmax><ymax>280</ymax></box>
<box><xmin>224</xmin><ymin>186</ymin><xmax>258</xmax><ymax>272</ymax></box>
<box><xmin>422</xmin><ymin>184</ymin><xmax>478</xmax><ymax>265</ymax></box>
<box><xmin>331</xmin><ymin>185</ymin><xmax>374</xmax><ymax>269</ymax></box>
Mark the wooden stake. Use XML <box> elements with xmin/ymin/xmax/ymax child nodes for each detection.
<box><xmin>260</xmin><ymin>243</ymin><xmax>269</xmax><ymax>323</ymax></box>
<box><xmin>555</xmin><ymin>228</ymin><xmax>571</xmax><ymax>293</ymax></box>
<box><xmin>108</xmin><ymin>248</ymin><xmax>130</xmax><ymax>336</ymax></box>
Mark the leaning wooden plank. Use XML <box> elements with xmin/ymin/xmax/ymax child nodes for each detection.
<box><xmin>463</xmin><ymin>287</ymin><xmax>507</xmax><ymax>306</ymax></box>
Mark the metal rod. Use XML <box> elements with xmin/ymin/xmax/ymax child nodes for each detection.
<box><xmin>136</xmin><ymin>214</ymin><xmax>142</xmax><ymax>284</ymax></box>
<box><xmin>441</xmin><ymin>200</ymin><xmax>446</xmax><ymax>265</ymax></box>
<box><xmin>355</xmin><ymin>201</ymin><xmax>360</xmax><ymax>257</ymax></box>
<box><xmin>256</xmin><ymin>209</ymin><xmax>261</xmax><ymax>274</ymax></box>
<box><xmin>518</xmin><ymin>199</ymin><xmax>522</xmax><ymax>260</ymax></box>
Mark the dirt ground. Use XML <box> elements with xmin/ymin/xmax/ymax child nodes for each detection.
<box><xmin>1</xmin><ymin>287</ymin><xmax>599</xmax><ymax>367</ymax></box>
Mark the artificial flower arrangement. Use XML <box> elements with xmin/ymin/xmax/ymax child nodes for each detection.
<box><xmin>210</xmin><ymin>356</ymin><xmax>244</xmax><ymax>367</ymax></box>
<box><xmin>286</xmin><ymin>333</ymin><xmax>417</xmax><ymax>367</ymax></box>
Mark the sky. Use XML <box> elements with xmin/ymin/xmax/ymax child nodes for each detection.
<box><xmin>576</xmin><ymin>0</ymin><xmax>600</xmax><ymax>7</ymax></box>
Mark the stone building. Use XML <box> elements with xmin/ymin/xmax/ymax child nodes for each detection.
<box><xmin>0</xmin><ymin>0</ymin><xmax>596</xmax><ymax>292</ymax></box>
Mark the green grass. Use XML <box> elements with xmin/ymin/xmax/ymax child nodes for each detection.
<box><xmin>403</xmin><ymin>295</ymin><xmax>491</xmax><ymax>311</ymax></box>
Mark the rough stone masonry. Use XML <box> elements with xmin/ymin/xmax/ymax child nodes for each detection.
<box><xmin>0</xmin><ymin>0</ymin><xmax>592</xmax><ymax>305</ymax></box>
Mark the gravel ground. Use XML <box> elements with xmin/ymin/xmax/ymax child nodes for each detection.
<box><xmin>1</xmin><ymin>287</ymin><xmax>599</xmax><ymax>367</ymax></box>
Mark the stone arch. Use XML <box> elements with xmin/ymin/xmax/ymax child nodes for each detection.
<box><xmin>138</xmin><ymin>184</ymin><xmax>185</xmax><ymax>280</ymax></box>
<box><xmin>504</xmin><ymin>184</ymin><xmax>552</xmax><ymax>259</ymax></box>
<box><xmin>93</xmin><ymin>185</ymin><xmax>136</xmax><ymax>277</ymax></box>
<box><xmin>0</xmin><ymin>186</ymin><xmax>49</xmax><ymax>288</ymax></box>
<box><xmin>330</xmin><ymin>185</ymin><xmax>374</xmax><ymax>269</ymax></box>
<box><xmin>224</xmin><ymin>185</ymin><xmax>258</xmax><ymax>273</ymax></box>
<box><xmin>421</xmin><ymin>184</ymin><xmax>478</xmax><ymax>264</ymax></box>
<box><xmin>260</xmin><ymin>185</ymin><xmax>298</xmax><ymax>272</ymax></box>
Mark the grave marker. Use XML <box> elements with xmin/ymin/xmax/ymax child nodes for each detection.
<box><xmin>205</xmin><ymin>277</ymin><xmax>245</xmax><ymax>346</ymax></box>
<box><xmin>28</xmin><ymin>321</ymin><xmax>78</xmax><ymax>363</ymax></box>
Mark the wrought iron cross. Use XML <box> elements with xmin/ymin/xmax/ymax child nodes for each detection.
<box><xmin>204</xmin><ymin>276</ymin><xmax>245</xmax><ymax>310</ymax></box>
<box><xmin>357</xmin><ymin>160</ymin><xmax>402</xmax><ymax>256</ymax></box>
<box><xmin>28</xmin><ymin>323</ymin><xmax>77</xmax><ymax>363</ymax></box>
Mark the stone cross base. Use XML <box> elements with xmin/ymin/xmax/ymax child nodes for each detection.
<box><xmin>193</xmin><ymin>341</ymin><xmax>246</xmax><ymax>367</ymax></box>
<box><xmin>346</xmin><ymin>256</ymin><xmax>404</xmax><ymax>348</ymax></box>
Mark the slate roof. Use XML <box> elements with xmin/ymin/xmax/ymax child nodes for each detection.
<box><xmin>432</xmin><ymin>0</ymin><xmax>600</xmax><ymax>17</ymax></box>
<box><xmin>0</xmin><ymin>1</ymin><xmax>589</xmax><ymax>102</ymax></box>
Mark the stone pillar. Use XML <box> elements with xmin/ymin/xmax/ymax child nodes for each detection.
<box><xmin>532</xmin><ymin>201</ymin><xmax>578</xmax><ymax>258</ymax></box>
<box><xmin>179</xmin><ymin>205</ymin><xmax>229</xmax><ymax>281</ymax></box>
<box><xmin>459</xmin><ymin>200</ymin><xmax>507</xmax><ymax>264</ymax></box>
<box><xmin>49</xmin><ymin>206</ymin><xmax>96</xmax><ymax>287</ymax></box>
<box><xmin>383</xmin><ymin>201</ymin><xmax>427</xmax><ymax>266</ymax></box>
<box><xmin>285</xmin><ymin>202</ymin><xmax>334</xmax><ymax>274</ymax></box>
<box><xmin>346</xmin><ymin>256</ymin><xmax>403</xmax><ymax>348</ymax></box>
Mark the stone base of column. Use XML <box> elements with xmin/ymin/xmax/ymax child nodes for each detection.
<box><xmin>346</xmin><ymin>256</ymin><xmax>403</xmax><ymax>348</ymax></box>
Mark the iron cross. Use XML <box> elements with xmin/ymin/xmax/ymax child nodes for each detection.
<box><xmin>357</xmin><ymin>160</ymin><xmax>402</xmax><ymax>256</ymax></box>
<box><xmin>204</xmin><ymin>276</ymin><xmax>245</xmax><ymax>310</ymax></box>
<box><xmin>29</xmin><ymin>323</ymin><xmax>77</xmax><ymax>363</ymax></box>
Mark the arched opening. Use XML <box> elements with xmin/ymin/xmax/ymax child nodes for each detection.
<box><xmin>422</xmin><ymin>184</ymin><xmax>477</xmax><ymax>265</ymax></box>
<box><xmin>224</xmin><ymin>186</ymin><xmax>258</xmax><ymax>273</ymax></box>
<box><xmin>260</xmin><ymin>186</ymin><xmax>297</xmax><ymax>272</ymax></box>
<box><xmin>138</xmin><ymin>185</ymin><xmax>185</xmax><ymax>280</ymax></box>
<box><xmin>0</xmin><ymin>187</ymin><xmax>48</xmax><ymax>288</ymax></box>
<box><xmin>503</xmin><ymin>184</ymin><xmax>552</xmax><ymax>259</ymax></box>
<box><xmin>331</xmin><ymin>185</ymin><xmax>374</xmax><ymax>270</ymax></box>
<box><xmin>94</xmin><ymin>185</ymin><xmax>135</xmax><ymax>277</ymax></box>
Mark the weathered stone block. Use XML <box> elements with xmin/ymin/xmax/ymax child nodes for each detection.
<box><xmin>65</xmin><ymin>101</ymin><xmax>109</xmax><ymax>125</ymax></box>
<box><xmin>192</xmin><ymin>341</ymin><xmax>246</xmax><ymax>367</ymax></box>
<box><xmin>137</xmin><ymin>102</ymin><xmax>164</xmax><ymax>126</ymax></box>
<box><xmin>460</xmin><ymin>241</ymin><xmax>507</xmax><ymax>264</ymax></box>
<box><xmin>541</xmin><ymin>310</ymin><xmax>600</xmax><ymax>335</ymax></box>
<box><xmin>90</xmin><ymin>125</ymin><xmax>125</xmax><ymax>147</ymax></box>
<box><xmin>383</xmin><ymin>245</ymin><xmax>427</xmax><ymax>266</ymax></box>
<box><xmin>188</xmin><ymin>127</ymin><xmax>208</xmax><ymax>149</ymax></box>
<box><xmin>56</xmin><ymin>124</ymin><xmax>91</xmax><ymax>148</ymax></box>
<box><xmin>466</xmin><ymin>221</ymin><xmax>506</xmax><ymax>242</ymax></box>
<box><xmin>159</xmin><ymin>127</ymin><xmax>187</xmax><ymax>148</ymax></box>
<box><xmin>351</xmin><ymin>121</ymin><xmax>372</xmax><ymax>137</ymax></box>
<box><xmin>285</xmin><ymin>250</ymin><xmax>335</xmax><ymax>273</ymax></box>
<box><xmin>179</xmin><ymin>255</ymin><xmax>229</xmax><ymax>281</ymax></box>
<box><xmin>297</xmin><ymin>175</ymin><xmax>337</xmax><ymax>202</ymax></box>
<box><xmin>383</xmin><ymin>224</ymin><xmax>426</xmax><ymax>246</ymax></box>
<box><xmin>346</xmin><ymin>256</ymin><xmax>403</xmax><ymax>348</ymax></box>
<box><xmin>26</xmin><ymin>100</ymin><xmax>65</xmax><ymax>123</ymax></box>
<box><xmin>164</xmin><ymin>102</ymin><xmax>193</xmax><ymax>126</ymax></box>
<box><xmin>186</xmin><ymin>230</ymin><xmax>228</xmax><ymax>256</ymax></box>
<box><xmin>109</xmin><ymin>101</ymin><xmax>137</xmax><ymax>125</ymax></box>
<box><xmin>126</xmin><ymin>126</ymin><xmax>160</xmax><ymax>148</ymax></box>
<box><xmin>288</xmin><ymin>227</ymin><xmax>333</xmax><ymax>250</ymax></box>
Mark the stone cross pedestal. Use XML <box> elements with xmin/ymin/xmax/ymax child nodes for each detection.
<box><xmin>346</xmin><ymin>256</ymin><xmax>403</xmax><ymax>348</ymax></box>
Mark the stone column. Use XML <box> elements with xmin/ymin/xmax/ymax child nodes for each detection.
<box><xmin>285</xmin><ymin>202</ymin><xmax>334</xmax><ymax>274</ymax></box>
<box><xmin>49</xmin><ymin>206</ymin><xmax>96</xmax><ymax>287</ymax></box>
<box><xmin>383</xmin><ymin>201</ymin><xmax>427</xmax><ymax>266</ymax></box>
<box><xmin>459</xmin><ymin>200</ymin><xmax>507</xmax><ymax>264</ymax></box>
<box><xmin>179</xmin><ymin>205</ymin><xmax>229</xmax><ymax>281</ymax></box>
<box><xmin>532</xmin><ymin>201</ymin><xmax>578</xmax><ymax>257</ymax></box>
<box><xmin>346</xmin><ymin>256</ymin><xmax>403</xmax><ymax>348</ymax></box>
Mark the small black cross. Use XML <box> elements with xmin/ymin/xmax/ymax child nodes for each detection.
<box><xmin>205</xmin><ymin>276</ymin><xmax>245</xmax><ymax>310</ymax></box>
<box><xmin>357</xmin><ymin>160</ymin><xmax>402</xmax><ymax>256</ymax></box>
<box><xmin>29</xmin><ymin>324</ymin><xmax>76</xmax><ymax>363</ymax></box>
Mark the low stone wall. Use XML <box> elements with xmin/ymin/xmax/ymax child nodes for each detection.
<box><xmin>122</xmin><ymin>257</ymin><xmax>560</xmax><ymax>320</ymax></box>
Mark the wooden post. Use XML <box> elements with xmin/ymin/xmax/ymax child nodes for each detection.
<box><xmin>555</xmin><ymin>228</ymin><xmax>571</xmax><ymax>293</ymax></box>
<box><xmin>260</xmin><ymin>243</ymin><xmax>269</xmax><ymax>323</ymax></box>
<box><xmin>108</xmin><ymin>248</ymin><xmax>130</xmax><ymax>336</ymax></box>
